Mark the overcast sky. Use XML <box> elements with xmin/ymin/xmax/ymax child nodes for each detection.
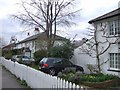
<box><xmin>0</xmin><ymin>0</ymin><xmax>120</xmax><ymax>45</ymax></box>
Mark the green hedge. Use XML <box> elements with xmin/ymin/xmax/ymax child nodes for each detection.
<box><xmin>34</xmin><ymin>49</ymin><xmax>47</xmax><ymax>64</ymax></box>
<box><xmin>2</xmin><ymin>50</ymin><xmax>12</xmax><ymax>59</ymax></box>
<box><xmin>48</xmin><ymin>40</ymin><xmax>74</xmax><ymax>59</ymax></box>
<box><xmin>2</xmin><ymin>48</ymin><xmax>23</xmax><ymax>59</ymax></box>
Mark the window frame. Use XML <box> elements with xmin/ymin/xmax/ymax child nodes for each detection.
<box><xmin>109</xmin><ymin>53</ymin><xmax>120</xmax><ymax>71</ymax></box>
<box><xmin>108</xmin><ymin>20</ymin><xmax>120</xmax><ymax>36</ymax></box>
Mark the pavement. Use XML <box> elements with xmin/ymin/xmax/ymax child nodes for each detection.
<box><xmin>0</xmin><ymin>64</ymin><xmax>30</xmax><ymax>89</ymax></box>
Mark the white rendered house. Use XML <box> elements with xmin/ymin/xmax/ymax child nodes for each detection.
<box><xmin>71</xmin><ymin>7</ymin><xmax>120</xmax><ymax>77</ymax></box>
<box><xmin>14</xmin><ymin>31</ymin><xmax>66</xmax><ymax>58</ymax></box>
<box><xmin>3</xmin><ymin>28</ymin><xmax>66</xmax><ymax>58</ymax></box>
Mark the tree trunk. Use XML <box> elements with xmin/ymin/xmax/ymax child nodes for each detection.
<box><xmin>97</xmin><ymin>55</ymin><xmax>101</xmax><ymax>73</ymax></box>
<box><xmin>46</xmin><ymin>2</ymin><xmax>50</xmax><ymax>55</ymax></box>
<box><xmin>94</xmin><ymin>29</ymin><xmax>101</xmax><ymax>73</ymax></box>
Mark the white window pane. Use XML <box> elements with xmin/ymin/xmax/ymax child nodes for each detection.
<box><xmin>110</xmin><ymin>53</ymin><xmax>120</xmax><ymax>69</ymax></box>
<box><xmin>118</xmin><ymin>54</ymin><xmax>120</xmax><ymax>69</ymax></box>
<box><xmin>118</xmin><ymin>20</ymin><xmax>120</xmax><ymax>34</ymax></box>
<box><xmin>115</xmin><ymin>20</ymin><xmax>118</xmax><ymax>35</ymax></box>
<box><xmin>109</xmin><ymin>22</ymin><xmax>114</xmax><ymax>35</ymax></box>
<box><xmin>110</xmin><ymin>53</ymin><xmax>114</xmax><ymax>68</ymax></box>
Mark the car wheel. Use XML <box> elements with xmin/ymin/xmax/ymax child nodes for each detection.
<box><xmin>49</xmin><ymin>68</ymin><xmax>56</xmax><ymax>76</ymax></box>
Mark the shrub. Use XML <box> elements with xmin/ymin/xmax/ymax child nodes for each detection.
<box><xmin>58</xmin><ymin>70</ymin><xmax>119</xmax><ymax>85</ymax></box>
<box><xmin>2</xmin><ymin>48</ymin><xmax>23</xmax><ymax>59</ymax></box>
<box><xmin>3</xmin><ymin>50</ymin><xmax>12</xmax><ymax>59</ymax></box>
<box><xmin>12</xmin><ymin>48</ymin><xmax>23</xmax><ymax>55</ymax></box>
<box><xmin>62</xmin><ymin>67</ymin><xmax>76</xmax><ymax>74</ymax></box>
<box><xmin>58</xmin><ymin>68</ymin><xmax>76</xmax><ymax>79</ymax></box>
<box><xmin>57</xmin><ymin>68</ymin><xmax>82</xmax><ymax>84</ymax></box>
<box><xmin>81</xmin><ymin>74</ymin><xmax>119</xmax><ymax>82</ymax></box>
<box><xmin>20</xmin><ymin>80</ymin><xmax>27</xmax><ymax>86</ymax></box>
<box><xmin>86</xmin><ymin>64</ymin><xmax>99</xmax><ymax>74</ymax></box>
<box><xmin>68</xmin><ymin>71</ymin><xmax>82</xmax><ymax>84</ymax></box>
<box><xmin>34</xmin><ymin>49</ymin><xmax>47</xmax><ymax>64</ymax></box>
<box><xmin>48</xmin><ymin>39</ymin><xmax>74</xmax><ymax>59</ymax></box>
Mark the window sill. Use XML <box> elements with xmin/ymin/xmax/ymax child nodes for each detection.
<box><xmin>107</xmin><ymin>69</ymin><xmax>120</xmax><ymax>72</ymax></box>
<box><xmin>103</xmin><ymin>35</ymin><xmax>120</xmax><ymax>38</ymax></box>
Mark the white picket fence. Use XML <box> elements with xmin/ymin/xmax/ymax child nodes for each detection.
<box><xmin>1</xmin><ymin>57</ymin><xmax>85</xmax><ymax>89</ymax></box>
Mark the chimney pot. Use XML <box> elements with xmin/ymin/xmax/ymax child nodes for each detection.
<box><xmin>34</xmin><ymin>28</ymin><xmax>40</xmax><ymax>35</ymax></box>
<box><xmin>118</xmin><ymin>1</ymin><xmax>120</xmax><ymax>8</ymax></box>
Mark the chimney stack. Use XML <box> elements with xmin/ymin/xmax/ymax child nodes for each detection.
<box><xmin>27</xmin><ymin>32</ymin><xmax>30</xmax><ymax>36</ymax></box>
<box><xmin>118</xmin><ymin>1</ymin><xmax>120</xmax><ymax>8</ymax></box>
<box><xmin>34</xmin><ymin>28</ymin><xmax>40</xmax><ymax>35</ymax></box>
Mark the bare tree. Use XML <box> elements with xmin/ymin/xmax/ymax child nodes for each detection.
<box><xmin>12</xmin><ymin>0</ymin><xmax>81</xmax><ymax>49</ymax></box>
<box><xmin>80</xmin><ymin>23</ymin><xmax>119</xmax><ymax>73</ymax></box>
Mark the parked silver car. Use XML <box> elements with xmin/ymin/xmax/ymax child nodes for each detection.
<box><xmin>11</xmin><ymin>55</ymin><xmax>35</xmax><ymax>65</ymax></box>
<box><xmin>11</xmin><ymin>55</ymin><xmax>21</xmax><ymax>62</ymax></box>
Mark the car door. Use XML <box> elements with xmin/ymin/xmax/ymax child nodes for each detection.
<box><xmin>53</xmin><ymin>59</ymin><xmax>64</xmax><ymax>72</ymax></box>
<box><xmin>16</xmin><ymin>55</ymin><xmax>22</xmax><ymax>61</ymax></box>
<box><xmin>62</xmin><ymin>59</ymin><xmax>73</xmax><ymax>68</ymax></box>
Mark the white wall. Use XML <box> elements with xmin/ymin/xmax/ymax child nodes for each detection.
<box><xmin>71</xmin><ymin>19</ymin><xmax>119</xmax><ymax>77</ymax></box>
<box><xmin>95</xmin><ymin>21</ymin><xmax>119</xmax><ymax>76</ymax></box>
<box><xmin>14</xmin><ymin>39</ymin><xmax>64</xmax><ymax>58</ymax></box>
<box><xmin>71</xmin><ymin>47</ymin><xmax>96</xmax><ymax>74</ymax></box>
<box><xmin>100</xmin><ymin>44</ymin><xmax>119</xmax><ymax>76</ymax></box>
<box><xmin>71</xmin><ymin>39</ymin><xmax>119</xmax><ymax>76</ymax></box>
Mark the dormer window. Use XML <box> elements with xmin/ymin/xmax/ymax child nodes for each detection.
<box><xmin>109</xmin><ymin>20</ymin><xmax>120</xmax><ymax>36</ymax></box>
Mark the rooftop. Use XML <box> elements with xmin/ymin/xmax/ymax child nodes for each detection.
<box><xmin>17</xmin><ymin>32</ymin><xmax>66</xmax><ymax>44</ymax></box>
<box><xmin>89</xmin><ymin>8</ymin><xmax>120</xmax><ymax>24</ymax></box>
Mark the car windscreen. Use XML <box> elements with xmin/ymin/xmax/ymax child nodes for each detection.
<box><xmin>40</xmin><ymin>58</ymin><xmax>59</xmax><ymax>65</ymax></box>
<box><xmin>16</xmin><ymin>55</ymin><xmax>22</xmax><ymax>58</ymax></box>
<box><xmin>40</xmin><ymin>58</ymin><xmax>48</xmax><ymax>63</ymax></box>
<box><xmin>53</xmin><ymin>58</ymin><xmax>62</xmax><ymax>63</ymax></box>
<box><xmin>46</xmin><ymin>58</ymin><xmax>56</xmax><ymax>65</ymax></box>
<box><xmin>22</xmin><ymin>56</ymin><xmax>30</xmax><ymax>59</ymax></box>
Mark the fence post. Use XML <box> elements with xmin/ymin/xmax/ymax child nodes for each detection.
<box><xmin>53</xmin><ymin>76</ymin><xmax>57</xmax><ymax>88</ymax></box>
<box><xmin>69</xmin><ymin>82</ymin><xmax>72</xmax><ymax>90</ymax></box>
<box><xmin>76</xmin><ymin>85</ymin><xmax>80</xmax><ymax>90</ymax></box>
<box><xmin>66</xmin><ymin>81</ymin><xmax>69</xmax><ymax>89</ymax></box>
<box><xmin>62</xmin><ymin>79</ymin><xmax>66</xmax><ymax>88</ymax></box>
<box><xmin>72</xmin><ymin>83</ymin><xmax>76</xmax><ymax>90</ymax></box>
<box><xmin>80</xmin><ymin>85</ymin><xmax>84</xmax><ymax>90</ymax></box>
<box><xmin>57</xmin><ymin>77</ymin><xmax>60</xmax><ymax>89</ymax></box>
